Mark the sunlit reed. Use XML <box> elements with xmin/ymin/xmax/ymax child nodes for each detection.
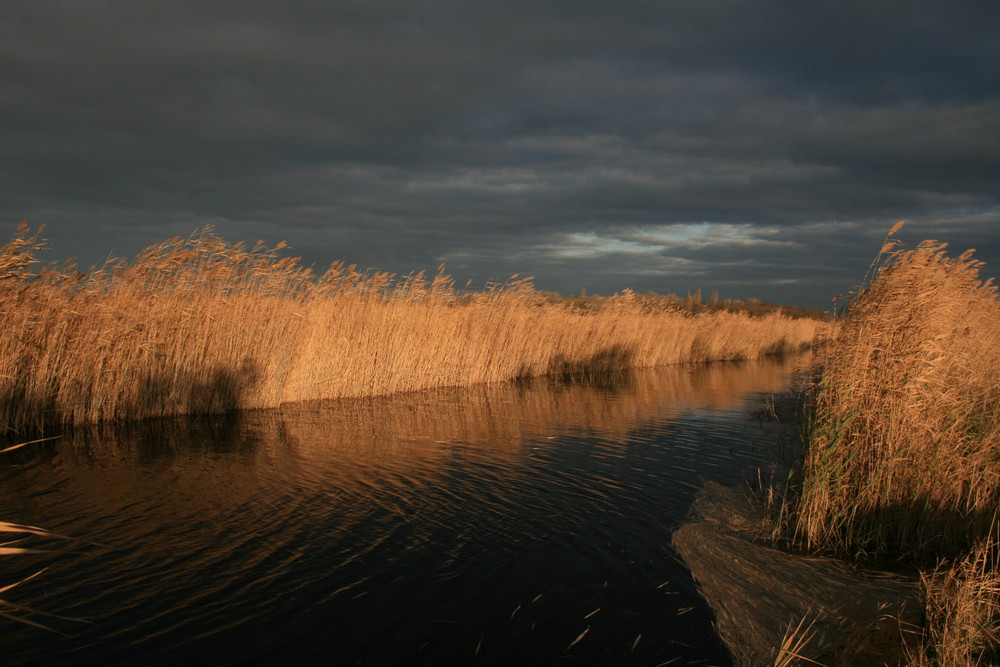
<box><xmin>0</xmin><ymin>223</ymin><xmax>823</xmax><ymax>432</ymax></box>
<box><xmin>796</xmin><ymin>230</ymin><xmax>1000</xmax><ymax>562</ymax></box>
<box><xmin>792</xmin><ymin>224</ymin><xmax>1000</xmax><ymax>663</ymax></box>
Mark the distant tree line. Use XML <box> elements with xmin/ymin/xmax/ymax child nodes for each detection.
<box><xmin>538</xmin><ymin>288</ymin><xmax>831</xmax><ymax>321</ymax></box>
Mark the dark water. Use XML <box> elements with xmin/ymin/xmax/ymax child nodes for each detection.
<box><xmin>0</xmin><ymin>358</ymin><xmax>807</xmax><ymax>666</ymax></box>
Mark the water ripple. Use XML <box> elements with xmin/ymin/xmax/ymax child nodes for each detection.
<box><xmin>0</xmin><ymin>357</ymin><xmax>809</xmax><ymax>665</ymax></box>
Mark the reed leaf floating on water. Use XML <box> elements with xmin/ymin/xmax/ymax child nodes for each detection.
<box><xmin>2</xmin><ymin>490</ymin><xmax>89</xmax><ymax>633</ymax></box>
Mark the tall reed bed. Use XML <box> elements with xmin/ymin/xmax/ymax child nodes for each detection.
<box><xmin>0</xmin><ymin>224</ymin><xmax>822</xmax><ymax>433</ymax></box>
<box><xmin>793</xmin><ymin>224</ymin><xmax>1000</xmax><ymax>664</ymax></box>
<box><xmin>796</xmin><ymin>227</ymin><xmax>1000</xmax><ymax>562</ymax></box>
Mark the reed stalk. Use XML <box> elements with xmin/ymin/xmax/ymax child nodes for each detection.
<box><xmin>908</xmin><ymin>530</ymin><xmax>1000</xmax><ymax>666</ymax></box>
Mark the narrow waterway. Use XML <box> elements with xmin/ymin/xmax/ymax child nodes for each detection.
<box><xmin>0</xmin><ymin>357</ymin><xmax>807</xmax><ymax>666</ymax></box>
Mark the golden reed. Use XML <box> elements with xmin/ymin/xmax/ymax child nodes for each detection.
<box><xmin>0</xmin><ymin>224</ymin><xmax>823</xmax><ymax>432</ymax></box>
<box><xmin>794</xmin><ymin>223</ymin><xmax>1000</xmax><ymax>664</ymax></box>
<box><xmin>796</xmin><ymin>224</ymin><xmax>1000</xmax><ymax>562</ymax></box>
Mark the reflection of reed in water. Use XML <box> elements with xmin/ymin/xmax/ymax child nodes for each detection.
<box><xmin>0</xmin><ymin>355</ymin><xmax>808</xmax><ymax>667</ymax></box>
<box><xmin>47</xmin><ymin>355</ymin><xmax>809</xmax><ymax>474</ymax></box>
<box><xmin>5</xmin><ymin>357</ymin><xmax>805</xmax><ymax>542</ymax></box>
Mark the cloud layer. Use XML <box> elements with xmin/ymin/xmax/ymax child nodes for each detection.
<box><xmin>2</xmin><ymin>1</ymin><xmax>998</xmax><ymax>308</ymax></box>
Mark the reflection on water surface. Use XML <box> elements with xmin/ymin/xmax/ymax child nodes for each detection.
<box><xmin>0</xmin><ymin>357</ymin><xmax>808</xmax><ymax>665</ymax></box>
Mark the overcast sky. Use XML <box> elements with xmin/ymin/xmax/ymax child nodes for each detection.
<box><xmin>2</xmin><ymin>1</ymin><xmax>998</xmax><ymax>309</ymax></box>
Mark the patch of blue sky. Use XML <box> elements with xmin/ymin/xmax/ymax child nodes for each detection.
<box><xmin>558</xmin><ymin>223</ymin><xmax>771</xmax><ymax>258</ymax></box>
<box><xmin>557</xmin><ymin>232</ymin><xmax>653</xmax><ymax>257</ymax></box>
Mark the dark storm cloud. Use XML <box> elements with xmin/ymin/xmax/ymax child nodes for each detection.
<box><xmin>1</xmin><ymin>0</ymin><xmax>998</xmax><ymax>308</ymax></box>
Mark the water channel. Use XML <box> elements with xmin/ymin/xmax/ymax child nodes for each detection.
<box><xmin>0</xmin><ymin>356</ymin><xmax>809</xmax><ymax>665</ymax></box>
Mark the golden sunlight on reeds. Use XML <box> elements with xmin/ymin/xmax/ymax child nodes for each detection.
<box><xmin>795</xmin><ymin>233</ymin><xmax>1000</xmax><ymax>562</ymax></box>
<box><xmin>0</xmin><ymin>224</ymin><xmax>823</xmax><ymax>432</ymax></box>
<box><xmin>792</xmin><ymin>225</ymin><xmax>1000</xmax><ymax>664</ymax></box>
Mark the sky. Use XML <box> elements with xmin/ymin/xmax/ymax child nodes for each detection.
<box><xmin>2</xmin><ymin>1</ymin><xmax>998</xmax><ymax>310</ymax></box>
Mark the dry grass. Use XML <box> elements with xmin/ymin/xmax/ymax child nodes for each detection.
<box><xmin>774</xmin><ymin>612</ymin><xmax>821</xmax><ymax>667</ymax></box>
<box><xmin>907</xmin><ymin>530</ymin><xmax>1000</xmax><ymax>666</ymax></box>
<box><xmin>791</xmin><ymin>223</ymin><xmax>1000</xmax><ymax>663</ymax></box>
<box><xmin>673</xmin><ymin>481</ymin><xmax>922</xmax><ymax>666</ymax></box>
<box><xmin>795</xmin><ymin>228</ymin><xmax>1000</xmax><ymax>563</ymax></box>
<box><xmin>0</xmin><ymin>223</ymin><xmax>823</xmax><ymax>432</ymax></box>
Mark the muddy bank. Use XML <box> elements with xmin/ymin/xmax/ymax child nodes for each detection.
<box><xmin>672</xmin><ymin>482</ymin><xmax>923</xmax><ymax>666</ymax></box>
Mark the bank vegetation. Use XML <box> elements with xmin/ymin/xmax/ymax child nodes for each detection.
<box><xmin>793</xmin><ymin>223</ymin><xmax>1000</xmax><ymax>665</ymax></box>
<box><xmin>0</xmin><ymin>224</ymin><xmax>824</xmax><ymax>434</ymax></box>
